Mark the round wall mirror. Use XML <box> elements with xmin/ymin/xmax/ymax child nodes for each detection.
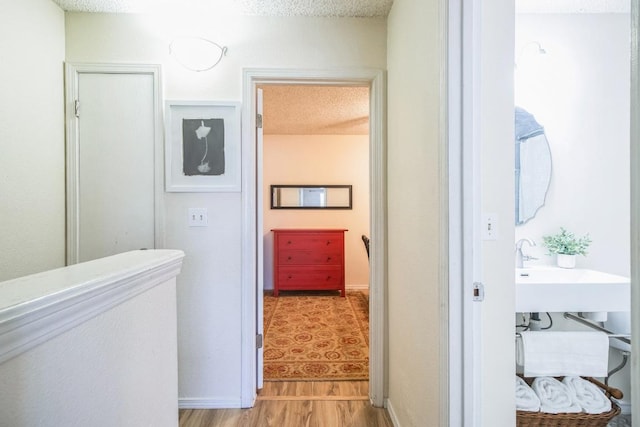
<box><xmin>515</xmin><ymin>107</ymin><xmax>552</xmax><ymax>225</ymax></box>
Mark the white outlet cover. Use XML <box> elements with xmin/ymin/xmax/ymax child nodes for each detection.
<box><xmin>188</xmin><ymin>208</ymin><xmax>208</xmax><ymax>227</ymax></box>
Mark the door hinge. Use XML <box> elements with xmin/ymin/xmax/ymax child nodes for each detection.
<box><xmin>256</xmin><ymin>334</ymin><xmax>263</xmax><ymax>349</ymax></box>
<box><xmin>473</xmin><ymin>282</ymin><xmax>485</xmax><ymax>302</ymax></box>
<box><xmin>74</xmin><ymin>100</ymin><xmax>80</xmax><ymax>118</ymax></box>
<box><xmin>256</xmin><ymin>113</ymin><xmax>263</xmax><ymax>129</ymax></box>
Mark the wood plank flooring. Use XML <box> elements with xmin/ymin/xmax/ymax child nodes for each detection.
<box><xmin>179</xmin><ymin>381</ymin><xmax>393</xmax><ymax>427</ymax></box>
<box><xmin>256</xmin><ymin>380</ymin><xmax>370</xmax><ymax>401</ymax></box>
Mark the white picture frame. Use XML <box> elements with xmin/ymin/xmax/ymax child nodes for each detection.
<box><xmin>164</xmin><ymin>100</ymin><xmax>241</xmax><ymax>192</ymax></box>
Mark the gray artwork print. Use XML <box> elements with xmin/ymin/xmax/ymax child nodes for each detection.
<box><xmin>182</xmin><ymin>118</ymin><xmax>225</xmax><ymax>176</ymax></box>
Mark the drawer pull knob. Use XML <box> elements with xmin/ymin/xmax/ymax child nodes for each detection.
<box><xmin>288</xmin><ymin>275</ymin><xmax>292</xmax><ymax>279</ymax></box>
<box><xmin>287</xmin><ymin>240</ymin><xmax>292</xmax><ymax>245</ymax></box>
<box><xmin>326</xmin><ymin>257</ymin><xmax>332</xmax><ymax>262</ymax></box>
<box><xmin>326</xmin><ymin>241</ymin><xmax>331</xmax><ymax>245</ymax></box>
<box><xmin>287</xmin><ymin>256</ymin><xmax>292</xmax><ymax>261</ymax></box>
<box><xmin>326</xmin><ymin>276</ymin><xmax>332</xmax><ymax>280</ymax></box>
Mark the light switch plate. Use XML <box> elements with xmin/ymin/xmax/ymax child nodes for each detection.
<box><xmin>482</xmin><ymin>213</ymin><xmax>498</xmax><ymax>240</ymax></box>
<box><xmin>188</xmin><ymin>208</ymin><xmax>208</xmax><ymax>227</ymax></box>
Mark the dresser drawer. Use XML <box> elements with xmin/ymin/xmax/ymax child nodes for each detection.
<box><xmin>276</xmin><ymin>233</ymin><xmax>343</xmax><ymax>251</ymax></box>
<box><xmin>277</xmin><ymin>249</ymin><xmax>343</xmax><ymax>265</ymax></box>
<box><xmin>277</xmin><ymin>266</ymin><xmax>343</xmax><ymax>288</ymax></box>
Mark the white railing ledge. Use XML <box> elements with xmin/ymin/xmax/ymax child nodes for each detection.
<box><xmin>0</xmin><ymin>249</ymin><xmax>185</xmax><ymax>364</ymax></box>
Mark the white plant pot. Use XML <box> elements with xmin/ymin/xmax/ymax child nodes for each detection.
<box><xmin>557</xmin><ymin>254</ymin><xmax>576</xmax><ymax>269</ymax></box>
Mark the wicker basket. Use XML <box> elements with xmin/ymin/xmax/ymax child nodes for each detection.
<box><xmin>517</xmin><ymin>376</ymin><xmax>622</xmax><ymax>427</ymax></box>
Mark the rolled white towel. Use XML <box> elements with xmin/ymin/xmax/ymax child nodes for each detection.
<box><xmin>562</xmin><ymin>376</ymin><xmax>612</xmax><ymax>414</ymax></box>
<box><xmin>531</xmin><ymin>376</ymin><xmax>582</xmax><ymax>414</ymax></box>
<box><xmin>516</xmin><ymin>376</ymin><xmax>541</xmax><ymax>412</ymax></box>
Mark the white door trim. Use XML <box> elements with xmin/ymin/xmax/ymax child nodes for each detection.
<box><xmin>447</xmin><ymin>0</ymin><xmax>483</xmax><ymax>424</ymax></box>
<box><xmin>64</xmin><ymin>63</ymin><xmax>165</xmax><ymax>264</ymax></box>
<box><xmin>630</xmin><ymin>0</ymin><xmax>640</xmax><ymax>417</ymax></box>
<box><xmin>447</xmin><ymin>0</ymin><xmax>462</xmax><ymax>424</ymax></box>
<box><xmin>240</xmin><ymin>68</ymin><xmax>387</xmax><ymax>408</ymax></box>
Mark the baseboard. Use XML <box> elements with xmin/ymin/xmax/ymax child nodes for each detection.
<box><xmin>178</xmin><ymin>397</ymin><xmax>242</xmax><ymax>409</ymax></box>
<box><xmin>613</xmin><ymin>398</ymin><xmax>632</xmax><ymax>415</ymax></box>
<box><xmin>346</xmin><ymin>283</ymin><xmax>370</xmax><ymax>291</ymax></box>
<box><xmin>385</xmin><ymin>398</ymin><xmax>401</xmax><ymax>427</ymax></box>
<box><xmin>264</xmin><ymin>284</ymin><xmax>369</xmax><ymax>292</ymax></box>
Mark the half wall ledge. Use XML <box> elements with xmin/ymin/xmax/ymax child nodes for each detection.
<box><xmin>0</xmin><ymin>249</ymin><xmax>185</xmax><ymax>364</ymax></box>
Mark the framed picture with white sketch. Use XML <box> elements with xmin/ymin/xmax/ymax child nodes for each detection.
<box><xmin>164</xmin><ymin>100</ymin><xmax>241</xmax><ymax>192</ymax></box>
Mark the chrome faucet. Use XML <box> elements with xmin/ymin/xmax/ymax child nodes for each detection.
<box><xmin>515</xmin><ymin>238</ymin><xmax>537</xmax><ymax>268</ymax></box>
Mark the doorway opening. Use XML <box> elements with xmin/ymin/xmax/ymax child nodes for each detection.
<box><xmin>259</xmin><ymin>84</ymin><xmax>371</xmax><ymax>396</ymax></box>
<box><xmin>454</xmin><ymin>0</ymin><xmax>639</xmax><ymax>422</ymax></box>
<box><xmin>514</xmin><ymin>4</ymin><xmax>633</xmax><ymax>422</ymax></box>
<box><xmin>240</xmin><ymin>68</ymin><xmax>386</xmax><ymax>408</ymax></box>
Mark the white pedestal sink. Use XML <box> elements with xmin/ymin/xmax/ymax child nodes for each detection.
<box><xmin>515</xmin><ymin>266</ymin><xmax>630</xmax><ymax>313</ymax></box>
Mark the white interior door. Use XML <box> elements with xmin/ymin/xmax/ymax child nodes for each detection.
<box><xmin>256</xmin><ymin>87</ymin><xmax>264</xmax><ymax>388</ymax></box>
<box><xmin>66</xmin><ymin>64</ymin><xmax>162</xmax><ymax>264</ymax></box>
<box><xmin>477</xmin><ymin>0</ymin><xmax>518</xmax><ymax>424</ymax></box>
<box><xmin>453</xmin><ymin>0</ymin><xmax>516</xmax><ymax>424</ymax></box>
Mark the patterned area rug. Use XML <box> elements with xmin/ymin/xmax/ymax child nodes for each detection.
<box><xmin>264</xmin><ymin>291</ymin><xmax>369</xmax><ymax>381</ymax></box>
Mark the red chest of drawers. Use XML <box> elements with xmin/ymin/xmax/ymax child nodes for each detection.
<box><xmin>272</xmin><ymin>229</ymin><xmax>347</xmax><ymax>297</ymax></box>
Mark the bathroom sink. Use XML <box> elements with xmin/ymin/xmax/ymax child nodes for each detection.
<box><xmin>515</xmin><ymin>266</ymin><xmax>630</xmax><ymax>313</ymax></box>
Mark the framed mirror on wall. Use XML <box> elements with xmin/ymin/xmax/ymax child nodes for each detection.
<box><xmin>515</xmin><ymin>107</ymin><xmax>552</xmax><ymax>225</ymax></box>
<box><xmin>270</xmin><ymin>185</ymin><xmax>352</xmax><ymax>209</ymax></box>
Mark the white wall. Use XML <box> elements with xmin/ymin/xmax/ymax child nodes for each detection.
<box><xmin>0</xmin><ymin>282</ymin><xmax>178</xmax><ymax>426</ymax></box>
<box><xmin>386</xmin><ymin>0</ymin><xmax>443</xmax><ymax>424</ymax></box>
<box><xmin>0</xmin><ymin>0</ymin><xmax>66</xmax><ymax>281</ymax></box>
<box><xmin>65</xmin><ymin>12</ymin><xmax>386</xmax><ymax>406</ymax></box>
<box><xmin>515</xmin><ymin>13</ymin><xmax>631</xmax><ymax>277</ymax></box>
<box><xmin>262</xmin><ymin>134</ymin><xmax>370</xmax><ymax>290</ymax></box>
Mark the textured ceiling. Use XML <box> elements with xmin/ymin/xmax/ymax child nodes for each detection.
<box><xmin>260</xmin><ymin>85</ymin><xmax>370</xmax><ymax>135</ymax></box>
<box><xmin>51</xmin><ymin>0</ymin><xmax>393</xmax><ymax>16</ymax></box>
<box><xmin>50</xmin><ymin>0</ymin><xmax>377</xmax><ymax>135</ymax></box>
<box><xmin>53</xmin><ymin>0</ymin><xmax>627</xmax><ymax>15</ymax></box>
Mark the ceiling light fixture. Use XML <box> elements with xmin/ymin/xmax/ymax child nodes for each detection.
<box><xmin>169</xmin><ymin>37</ymin><xmax>228</xmax><ymax>72</ymax></box>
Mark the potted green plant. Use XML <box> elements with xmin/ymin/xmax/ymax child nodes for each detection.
<box><xmin>542</xmin><ymin>227</ymin><xmax>591</xmax><ymax>268</ymax></box>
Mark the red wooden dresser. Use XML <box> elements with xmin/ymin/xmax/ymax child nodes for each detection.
<box><xmin>272</xmin><ymin>229</ymin><xmax>347</xmax><ymax>297</ymax></box>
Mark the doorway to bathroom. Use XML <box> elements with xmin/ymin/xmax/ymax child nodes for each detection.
<box><xmin>514</xmin><ymin>2</ymin><xmax>633</xmax><ymax>418</ymax></box>
<box><xmin>453</xmin><ymin>0</ymin><xmax>639</xmax><ymax>423</ymax></box>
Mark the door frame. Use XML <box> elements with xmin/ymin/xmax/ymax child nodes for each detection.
<box><xmin>64</xmin><ymin>63</ymin><xmax>165</xmax><ymax>264</ymax></box>
<box><xmin>240</xmin><ymin>68</ymin><xmax>386</xmax><ymax>407</ymax></box>
<box><xmin>630</xmin><ymin>0</ymin><xmax>640</xmax><ymax>417</ymax></box>
<box><xmin>448</xmin><ymin>0</ymin><xmax>485</xmax><ymax>423</ymax></box>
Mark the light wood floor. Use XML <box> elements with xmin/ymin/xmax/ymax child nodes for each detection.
<box><xmin>179</xmin><ymin>381</ymin><xmax>393</xmax><ymax>427</ymax></box>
